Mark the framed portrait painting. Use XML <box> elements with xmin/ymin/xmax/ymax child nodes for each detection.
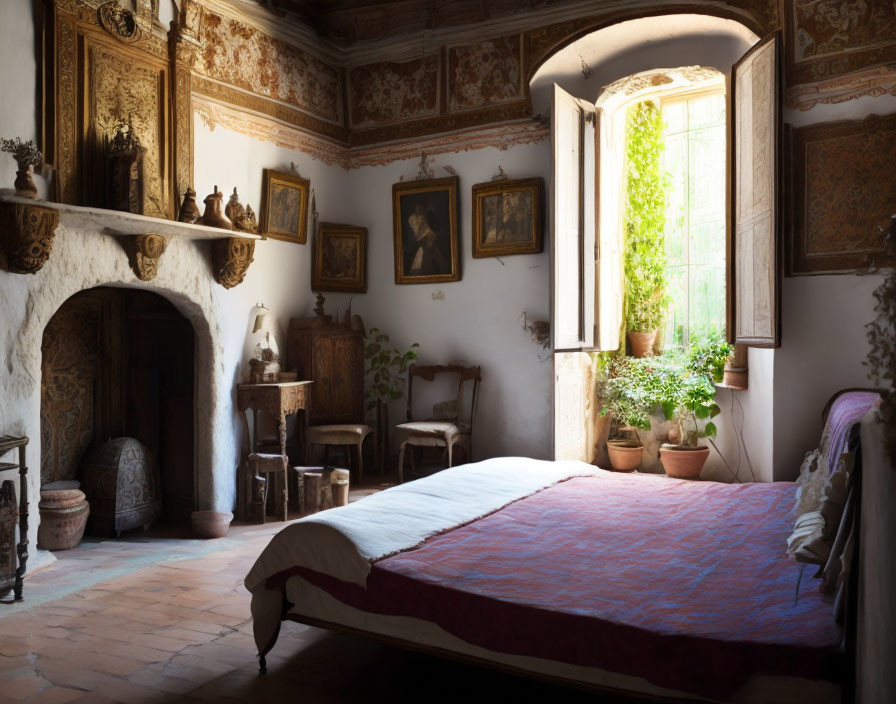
<box><xmin>312</xmin><ymin>223</ymin><xmax>367</xmax><ymax>293</ymax></box>
<box><xmin>392</xmin><ymin>176</ymin><xmax>460</xmax><ymax>284</ymax></box>
<box><xmin>472</xmin><ymin>177</ymin><xmax>544</xmax><ymax>258</ymax></box>
<box><xmin>259</xmin><ymin>169</ymin><xmax>310</xmax><ymax>244</ymax></box>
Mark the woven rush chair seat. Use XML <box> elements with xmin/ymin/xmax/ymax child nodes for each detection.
<box><xmin>306</xmin><ymin>425</ymin><xmax>372</xmax><ymax>485</ymax></box>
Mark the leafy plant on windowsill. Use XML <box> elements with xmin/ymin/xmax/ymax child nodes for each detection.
<box><xmin>623</xmin><ymin>100</ymin><xmax>671</xmax><ymax>334</ymax></box>
<box><xmin>687</xmin><ymin>332</ymin><xmax>734</xmax><ymax>384</ymax></box>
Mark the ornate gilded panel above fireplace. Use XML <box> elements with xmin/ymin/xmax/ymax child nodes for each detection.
<box><xmin>42</xmin><ymin>1</ymin><xmax>175</xmax><ymax>218</ymax></box>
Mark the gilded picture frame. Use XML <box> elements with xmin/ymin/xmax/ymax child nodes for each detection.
<box><xmin>259</xmin><ymin>169</ymin><xmax>310</xmax><ymax>244</ymax></box>
<box><xmin>392</xmin><ymin>176</ymin><xmax>460</xmax><ymax>284</ymax></box>
<box><xmin>312</xmin><ymin>223</ymin><xmax>368</xmax><ymax>293</ymax></box>
<box><xmin>472</xmin><ymin>177</ymin><xmax>544</xmax><ymax>258</ymax></box>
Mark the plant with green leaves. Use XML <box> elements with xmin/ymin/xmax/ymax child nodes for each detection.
<box><xmin>653</xmin><ymin>350</ymin><xmax>722</xmax><ymax>449</ymax></box>
<box><xmin>599</xmin><ymin>356</ymin><xmax>655</xmax><ymax>436</ymax></box>
<box><xmin>364</xmin><ymin>328</ymin><xmax>419</xmax><ymax>410</ymax></box>
<box><xmin>687</xmin><ymin>332</ymin><xmax>734</xmax><ymax>383</ymax></box>
<box><xmin>623</xmin><ymin>100</ymin><xmax>670</xmax><ymax>333</ymax></box>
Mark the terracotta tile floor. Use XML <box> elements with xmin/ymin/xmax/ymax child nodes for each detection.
<box><xmin>0</xmin><ymin>487</ymin><xmax>624</xmax><ymax>703</ymax></box>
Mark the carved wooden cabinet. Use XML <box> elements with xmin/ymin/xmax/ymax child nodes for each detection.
<box><xmin>287</xmin><ymin>316</ymin><xmax>365</xmax><ymax>426</ymax></box>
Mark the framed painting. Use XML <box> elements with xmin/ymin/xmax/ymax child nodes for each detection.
<box><xmin>259</xmin><ymin>169</ymin><xmax>310</xmax><ymax>244</ymax></box>
<box><xmin>472</xmin><ymin>177</ymin><xmax>544</xmax><ymax>258</ymax></box>
<box><xmin>392</xmin><ymin>176</ymin><xmax>460</xmax><ymax>284</ymax></box>
<box><xmin>312</xmin><ymin>223</ymin><xmax>367</xmax><ymax>293</ymax></box>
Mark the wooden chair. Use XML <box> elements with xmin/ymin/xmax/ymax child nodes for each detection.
<box><xmin>395</xmin><ymin>364</ymin><xmax>482</xmax><ymax>483</ymax></box>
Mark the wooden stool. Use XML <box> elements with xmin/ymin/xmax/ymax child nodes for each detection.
<box><xmin>292</xmin><ymin>466</ymin><xmax>350</xmax><ymax>515</ymax></box>
<box><xmin>249</xmin><ymin>452</ymin><xmax>288</xmax><ymax>523</ymax></box>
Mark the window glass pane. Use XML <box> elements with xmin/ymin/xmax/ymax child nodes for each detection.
<box><xmin>661</xmin><ymin>90</ymin><xmax>726</xmax><ymax>349</ymax></box>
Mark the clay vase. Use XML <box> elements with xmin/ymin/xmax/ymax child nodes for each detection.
<box><xmin>607</xmin><ymin>440</ymin><xmax>643</xmax><ymax>472</ymax></box>
<box><xmin>191</xmin><ymin>510</ymin><xmax>233</xmax><ymax>539</ymax></box>
<box><xmin>659</xmin><ymin>445</ymin><xmax>710</xmax><ymax>479</ymax></box>
<box><xmin>723</xmin><ymin>366</ymin><xmax>748</xmax><ymax>390</ymax></box>
<box><xmin>37</xmin><ymin>489</ymin><xmax>89</xmax><ymax>550</ymax></box>
<box><xmin>628</xmin><ymin>330</ymin><xmax>657</xmax><ymax>358</ymax></box>
<box><xmin>178</xmin><ymin>187</ymin><xmax>201</xmax><ymax>223</ymax></box>
<box><xmin>198</xmin><ymin>186</ymin><xmax>233</xmax><ymax>230</ymax></box>
<box><xmin>14</xmin><ymin>167</ymin><xmax>37</xmax><ymax>199</ymax></box>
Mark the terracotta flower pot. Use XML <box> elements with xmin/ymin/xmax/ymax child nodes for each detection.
<box><xmin>627</xmin><ymin>330</ymin><xmax>657</xmax><ymax>358</ymax></box>
<box><xmin>723</xmin><ymin>366</ymin><xmax>748</xmax><ymax>390</ymax></box>
<box><xmin>607</xmin><ymin>441</ymin><xmax>643</xmax><ymax>472</ymax></box>
<box><xmin>659</xmin><ymin>445</ymin><xmax>710</xmax><ymax>479</ymax></box>
<box><xmin>38</xmin><ymin>495</ymin><xmax>89</xmax><ymax>551</ymax></box>
<box><xmin>191</xmin><ymin>510</ymin><xmax>233</xmax><ymax>539</ymax></box>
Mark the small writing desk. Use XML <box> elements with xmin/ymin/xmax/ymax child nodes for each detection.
<box><xmin>236</xmin><ymin>381</ymin><xmax>312</xmax><ymax>521</ymax></box>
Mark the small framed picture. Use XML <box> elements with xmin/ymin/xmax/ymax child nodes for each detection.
<box><xmin>312</xmin><ymin>223</ymin><xmax>367</xmax><ymax>293</ymax></box>
<box><xmin>472</xmin><ymin>177</ymin><xmax>544</xmax><ymax>258</ymax></box>
<box><xmin>259</xmin><ymin>169</ymin><xmax>310</xmax><ymax>244</ymax></box>
<box><xmin>392</xmin><ymin>176</ymin><xmax>460</xmax><ymax>285</ymax></box>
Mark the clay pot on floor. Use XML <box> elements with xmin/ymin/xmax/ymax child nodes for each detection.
<box><xmin>660</xmin><ymin>445</ymin><xmax>710</xmax><ymax>479</ymax></box>
<box><xmin>191</xmin><ymin>510</ymin><xmax>233</xmax><ymax>539</ymax></box>
<box><xmin>627</xmin><ymin>330</ymin><xmax>657</xmax><ymax>358</ymax></box>
<box><xmin>38</xmin><ymin>488</ymin><xmax>89</xmax><ymax>550</ymax></box>
<box><xmin>607</xmin><ymin>441</ymin><xmax>643</xmax><ymax>472</ymax></box>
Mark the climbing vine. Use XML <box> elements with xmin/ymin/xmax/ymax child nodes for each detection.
<box><xmin>623</xmin><ymin>100</ymin><xmax>670</xmax><ymax>333</ymax></box>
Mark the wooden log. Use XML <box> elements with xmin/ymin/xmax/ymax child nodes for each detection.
<box><xmin>332</xmin><ymin>479</ymin><xmax>349</xmax><ymax>507</ymax></box>
<box><xmin>303</xmin><ymin>472</ymin><xmax>322</xmax><ymax>514</ymax></box>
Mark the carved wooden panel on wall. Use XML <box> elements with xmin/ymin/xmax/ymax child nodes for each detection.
<box><xmin>40</xmin><ymin>295</ymin><xmax>102</xmax><ymax>486</ymax></box>
<box><xmin>44</xmin><ymin>1</ymin><xmax>175</xmax><ymax>217</ymax></box>
<box><xmin>789</xmin><ymin>113</ymin><xmax>896</xmax><ymax>276</ymax></box>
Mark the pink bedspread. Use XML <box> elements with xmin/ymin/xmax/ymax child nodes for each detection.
<box><xmin>276</xmin><ymin>472</ymin><xmax>842</xmax><ymax>698</ymax></box>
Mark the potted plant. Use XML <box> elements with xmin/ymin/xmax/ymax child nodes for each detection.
<box><xmin>599</xmin><ymin>357</ymin><xmax>652</xmax><ymax>471</ymax></box>
<box><xmin>656</xmin><ymin>339</ymin><xmax>731</xmax><ymax>478</ymax></box>
<box><xmin>364</xmin><ymin>328</ymin><xmax>419</xmax><ymax>473</ymax></box>
<box><xmin>623</xmin><ymin>101</ymin><xmax>670</xmax><ymax>357</ymax></box>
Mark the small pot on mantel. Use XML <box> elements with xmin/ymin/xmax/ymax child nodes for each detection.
<box><xmin>627</xmin><ymin>330</ymin><xmax>657</xmax><ymax>358</ymax></box>
<box><xmin>191</xmin><ymin>510</ymin><xmax>233</xmax><ymax>539</ymax></box>
<box><xmin>659</xmin><ymin>444</ymin><xmax>710</xmax><ymax>479</ymax></box>
<box><xmin>607</xmin><ymin>440</ymin><xmax>643</xmax><ymax>472</ymax></box>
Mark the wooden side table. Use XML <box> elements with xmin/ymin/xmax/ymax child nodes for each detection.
<box><xmin>237</xmin><ymin>381</ymin><xmax>312</xmax><ymax>521</ymax></box>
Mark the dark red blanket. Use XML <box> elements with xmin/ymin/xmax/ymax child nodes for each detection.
<box><xmin>278</xmin><ymin>472</ymin><xmax>842</xmax><ymax>699</ymax></box>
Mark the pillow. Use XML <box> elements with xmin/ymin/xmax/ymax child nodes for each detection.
<box><xmin>787</xmin><ymin>451</ymin><xmax>853</xmax><ymax>565</ymax></box>
<box><xmin>793</xmin><ymin>448</ymin><xmax>825</xmax><ymax>517</ymax></box>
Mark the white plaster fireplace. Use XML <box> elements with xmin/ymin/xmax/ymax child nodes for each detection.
<box><xmin>0</xmin><ymin>193</ymin><xmax>254</xmax><ymax>567</ymax></box>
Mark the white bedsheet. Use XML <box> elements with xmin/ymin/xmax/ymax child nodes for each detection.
<box><xmin>245</xmin><ymin>456</ymin><xmax>599</xmax><ymax>653</ymax></box>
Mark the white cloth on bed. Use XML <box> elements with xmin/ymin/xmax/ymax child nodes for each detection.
<box><xmin>245</xmin><ymin>456</ymin><xmax>599</xmax><ymax>593</ymax></box>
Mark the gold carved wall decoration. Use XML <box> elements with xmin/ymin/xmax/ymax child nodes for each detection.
<box><xmin>0</xmin><ymin>202</ymin><xmax>60</xmax><ymax>275</ymax></box>
<box><xmin>44</xmin><ymin>1</ymin><xmax>174</xmax><ymax>217</ymax></box>
<box><xmin>97</xmin><ymin>1</ymin><xmax>140</xmax><ymax>43</ymax></box>
<box><xmin>211</xmin><ymin>237</ymin><xmax>255</xmax><ymax>289</ymax></box>
<box><xmin>123</xmin><ymin>233</ymin><xmax>169</xmax><ymax>281</ymax></box>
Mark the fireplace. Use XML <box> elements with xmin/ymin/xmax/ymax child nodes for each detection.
<box><xmin>41</xmin><ymin>287</ymin><xmax>195</xmax><ymax>528</ymax></box>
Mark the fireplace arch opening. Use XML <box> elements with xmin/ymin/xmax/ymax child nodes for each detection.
<box><xmin>40</xmin><ymin>286</ymin><xmax>196</xmax><ymax>535</ymax></box>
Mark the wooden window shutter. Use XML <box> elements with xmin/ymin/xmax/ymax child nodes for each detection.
<box><xmin>551</xmin><ymin>83</ymin><xmax>596</xmax><ymax>351</ymax></box>
<box><xmin>731</xmin><ymin>32</ymin><xmax>782</xmax><ymax>348</ymax></box>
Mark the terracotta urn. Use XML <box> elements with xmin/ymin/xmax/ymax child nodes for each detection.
<box><xmin>14</xmin><ymin>167</ymin><xmax>38</xmax><ymax>199</ymax></box>
<box><xmin>191</xmin><ymin>510</ymin><xmax>233</xmax><ymax>539</ymax></box>
<box><xmin>37</xmin><ymin>489</ymin><xmax>89</xmax><ymax>550</ymax></box>
<box><xmin>659</xmin><ymin>444</ymin><xmax>710</xmax><ymax>479</ymax></box>
<box><xmin>607</xmin><ymin>440</ymin><xmax>643</xmax><ymax>472</ymax></box>
<box><xmin>198</xmin><ymin>186</ymin><xmax>233</xmax><ymax>230</ymax></box>
<box><xmin>723</xmin><ymin>365</ymin><xmax>748</xmax><ymax>390</ymax></box>
<box><xmin>627</xmin><ymin>330</ymin><xmax>657</xmax><ymax>358</ymax></box>
<box><xmin>178</xmin><ymin>187</ymin><xmax>201</xmax><ymax>223</ymax></box>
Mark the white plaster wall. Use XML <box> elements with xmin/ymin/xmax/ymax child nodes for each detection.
<box><xmin>321</xmin><ymin>142</ymin><xmax>554</xmax><ymax>461</ymax></box>
<box><xmin>773</xmin><ymin>93</ymin><xmax>896</xmax><ymax>479</ymax></box>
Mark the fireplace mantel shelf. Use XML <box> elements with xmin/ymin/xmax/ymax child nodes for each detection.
<box><xmin>0</xmin><ymin>191</ymin><xmax>260</xmax><ymax>287</ymax></box>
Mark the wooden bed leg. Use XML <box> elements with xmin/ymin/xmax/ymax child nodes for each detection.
<box><xmin>259</xmin><ymin>654</ymin><xmax>267</xmax><ymax>674</ymax></box>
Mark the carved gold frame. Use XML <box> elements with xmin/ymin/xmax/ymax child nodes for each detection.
<box><xmin>471</xmin><ymin>177</ymin><xmax>544</xmax><ymax>258</ymax></box>
<box><xmin>258</xmin><ymin>169</ymin><xmax>311</xmax><ymax>244</ymax></box>
<box><xmin>312</xmin><ymin>223</ymin><xmax>367</xmax><ymax>293</ymax></box>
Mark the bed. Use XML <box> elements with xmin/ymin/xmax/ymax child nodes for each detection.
<box><xmin>245</xmin><ymin>393</ymin><xmax>879</xmax><ymax>703</ymax></box>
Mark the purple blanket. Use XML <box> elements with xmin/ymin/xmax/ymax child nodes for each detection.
<box><xmin>288</xmin><ymin>473</ymin><xmax>842</xmax><ymax>699</ymax></box>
